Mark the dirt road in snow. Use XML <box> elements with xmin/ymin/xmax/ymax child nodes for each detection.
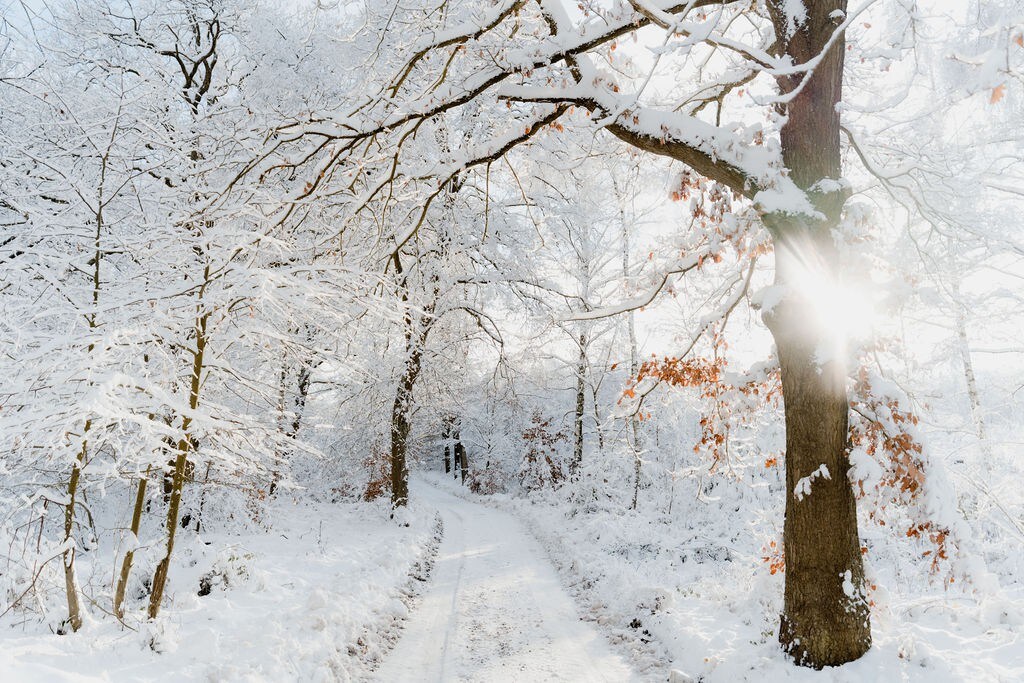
<box><xmin>371</xmin><ymin>479</ymin><xmax>637</xmax><ymax>683</ymax></box>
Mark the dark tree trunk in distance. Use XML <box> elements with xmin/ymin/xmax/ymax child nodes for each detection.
<box><xmin>456</xmin><ymin>440</ymin><xmax>468</xmax><ymax>484</ymax></box>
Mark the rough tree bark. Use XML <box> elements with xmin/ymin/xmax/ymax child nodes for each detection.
<box><xmin>762</xmin><ymin>0</ymin><xmax>871</xmax><ymax>667</ymax></box>
<box><xmin>389</xmin><ymin>251</ymin><xmax>435</xmax><ymax>509</ymax></box>
<box><xmin>390</xmin><ymin>352</ymin><xmax>419</xmax><ymax>507</ymax></box>
<box><xmin>763</xmin><ymin>218</ymin><xmax>870</xmax><ymax>667</ymax></box>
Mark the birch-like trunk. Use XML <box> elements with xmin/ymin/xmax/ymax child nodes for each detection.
<box><xmin>955</xmin><ymin>306</ymin><xmax>992</xmax><ymax>468</ymax></box>
<box><xmin>571</xmin><ymin>333</ymin><xmax>587</xmax><ymax>478</ymax></box>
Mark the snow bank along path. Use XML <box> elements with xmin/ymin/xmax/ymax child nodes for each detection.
<box><xmin>373</xmin><ymin>480</ymin><xmax>637</xmax><ymax>682</ymax></box>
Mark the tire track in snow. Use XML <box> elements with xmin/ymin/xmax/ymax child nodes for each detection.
<box><xmin>370</xmin><ymin>480</ymin><xmax>638</xmax><ymax>682</ymax></box>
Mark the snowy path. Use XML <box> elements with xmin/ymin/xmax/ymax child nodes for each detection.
<box><xmin>372</xmin><ymin>479</ymin><xmax>637</xmax><ymax>683</ymax></box>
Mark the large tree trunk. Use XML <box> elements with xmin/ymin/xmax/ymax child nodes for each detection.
<box><xmin>764</xmin><ymin>0</ymin><xmax>871</xmax><ymax>667</ymax></box>
<box><xmin>764</xmin><ymin>222</ymin><xmax>870</xmax><ymax>667</ymax></box>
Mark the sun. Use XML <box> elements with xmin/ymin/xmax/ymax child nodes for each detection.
<box><xmin>774</xmin><ymin>238</ymin><xmax>880</xmax><ymax>368</ymax></box>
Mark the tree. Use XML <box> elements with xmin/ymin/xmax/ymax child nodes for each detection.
<box><xmin>1</xmin><ymin>0</ymin><xmax>370</xmax><ymax>628</ymax></box>
<box><xmin>249</xmin><ymin>0</ymin><xmax>913</xmax><ymax>666</ymax></box>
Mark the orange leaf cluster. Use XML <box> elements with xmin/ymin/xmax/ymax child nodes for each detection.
<box><xmin>849</xmin><ymin>367</ymin><xmax>953</xmax><ymax>578</ymax></box>
<box><xmin>667</xmin><ymin>170</ymin><xmax>771</xmax><ymax>266</ymax></box>
<box><xmin>624</xmin><ymin>338</ymin><xmax>781</xmax><ymax>473</ymax></box>
<box><xmin>762</xmin><ymin>540</ymin><xmax>785</xmax><ymax>575</ymax></box>
<box><xmin>361</xmin><ymin>447</ymin><xmax>391</xmax><ymax>502</ymax></box>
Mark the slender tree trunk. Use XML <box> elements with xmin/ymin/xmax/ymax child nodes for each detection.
<box><xmin>287</xmin><ymin>325</ymin><xmax>315</xmax><ymax>443</ymax></box>
<box><xmin>955</xmin><ymin>306</ymin><xmax>991</xmax><ymax>467</ymax></box>
<box><xmin>149</xmin><ymin>311</ymin><xmax>209</xmax><ymax>619</ymax></box>
<box><xmin>291</xmin><ymin>362</ymin><xmax>312</xmax><ymax>439</ymax></box>
<box><xmin>270</xmin><ymin>359</ymin><xmax>289</xmax><ymax>496</ymax></box>
<box><xmin>763</xmin><ymin>0</ymin><xmax>870</xmax><ymax>667</ymax></box>
<box><xmin>616</xmin><ymin>186</ymin><xmax>644</xmax><ymax>510</ymax></box>
<box><xmin>571</xmin><ymin>333</ymin><xmax>586</xmax><ymax>478</ymax></box>
<box><xmin>626</xmin><ymin>257</ymin><xmax>643</xmax><ymax>509</ymax></box>
<box><xmin>270</xmin><ymin>339</ymin><xmax>314</xmax><ymax>497</ymax></box>
<box><xmin>442</xmin><ymin>416</ymin><xmax>452</xmax><ymax>474</ymax></box>
<box><xmin>113</xmin><ymin>469</ymin><xmax>149</xmax><ymax>619</ymax></box>
<box><xmin>455</xmin><ymin>431</ymin><xmax>468</xmax><ymax>484</ymax></box>
<box><xmin>63</xmin><ymin>197</ymin><xmax>108</xmax><ymax>632</ymax></box>
<box><xmin>388</xmin><ymin>248</ymin><xmax>435</xmax><ymax>509</ymax></box>
<box><xmin>390</xmin><ymin>319</ymin><xmax>431</xmax><ymax>507</ymax></box>
<box><xmin>590</xmin><ymin>384</ymin><xmax>605</xmax><ymax>451</ymax></box>
<box><xmin>453</xmin><ymin>436</ymin><xmax>461</xmax><ymax>480</ymax></box>
<box><xmin>62</xmin><ymin>428</ymin><xmax>89</xmax><ymax>633</ymax></box>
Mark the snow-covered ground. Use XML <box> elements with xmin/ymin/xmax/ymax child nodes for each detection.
<box><xmin>425</xmin><ymin>473</ymin><xmax>1024</xmax><ymax>682</ymax></box>
<box><xmin>373</xmin><ymin>480</ymin><xmax>636</xmax><ymax>682</ymax></box>
<box><xmin>0</xmin><ymin>497</ymin><xmax>439</xmax><ymax>682</ymax></box>
<box><xmin>2</xmin><ymin>470</ymin><xmax>1020</xmax><ymax>682</ymax></box>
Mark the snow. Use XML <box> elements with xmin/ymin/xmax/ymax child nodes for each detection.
<box><xmin>750</xmin><ymin>284</ymin><xmax>787</xmax><ymax>314</ymax></box>
<box><xmin>841</xmin><ymin>570</ymin><xmax>855</xmax><ymax>598</ymax></box>
<box><xmin>783</xmin><ymin>0</ymin><xmax>808</xmax><ymax>38</ymax></box>
<box><xmin>2</xmin><ymin>0</ymin><xmax>1023</xmax><ymax>681</ymax></box>
<box><xmin>0</xmin><ymin>498</ymin><xmax>439</xmax><ymax>681</ymax></box>
<box><xmin>421</xmin><ymin>465</ymin><xmax>1024</xmax><ymax>683</ymax></box>
<box><xmin>373</xmin><ymin>478</ymin><xmax>636</xmax><ymax>682</ymax></box>
<box><xmin>752</xmin><ymin>185</ymin><xmax>823</xmax><ymax>219</ymax></box>
<box><xmin>794</xmin><ymin>464</ymin><xmax>831</xmax><ymax>501</ymax></box>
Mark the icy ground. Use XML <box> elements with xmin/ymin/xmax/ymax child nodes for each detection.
<box><xmin>372</xmin><ymin>480</ymin><xmax>636</xmax><ymax>682</ymax></box>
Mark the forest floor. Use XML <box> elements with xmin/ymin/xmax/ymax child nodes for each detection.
<box><xmin>0</xmin><ymin>496</ymin><xmax>438</xmax><ymax>681</ymax></box>
<box><xmin>370</xmin><ymin>479</ymin><xmax>637</xmax><ymax>683</ymax></box>
<box><xmin>1</xmin><ymin>472</ymin><xmax>1020</xmax><ymax>681</ymax></box>
<box><xmin>427</xmin><ymin>472</ymin><xmax>1024</xmax><ymax>683</ymax></box>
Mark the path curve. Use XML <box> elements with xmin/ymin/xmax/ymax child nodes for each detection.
<box><xmin>371</xmin><ymin>479</ymin><xmax>637</xmax><ymax>682</ymax></box>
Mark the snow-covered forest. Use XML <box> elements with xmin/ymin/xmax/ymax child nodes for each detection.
<box><xmin>1</xmin><ymin>0</ymin><xmax>1022</xmax><ymax>680</ymax></box>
